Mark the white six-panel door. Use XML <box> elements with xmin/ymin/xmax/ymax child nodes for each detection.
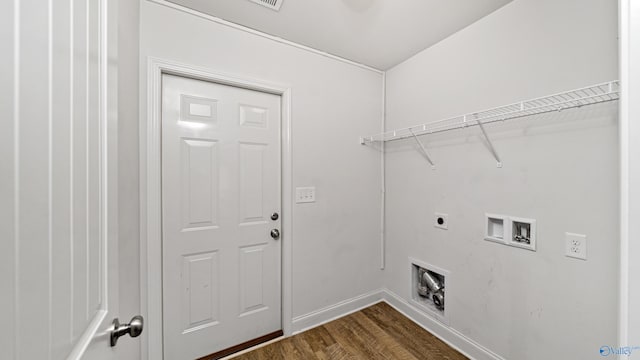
<box><xmin>161</xmin><ymin>74</ymin><xmax>282</xmax><ymax>360</ymax></box>
<box><xmin>0</xmin><ymin>0</ymin><xmax>122</xmax><ymax>359</ymax></box>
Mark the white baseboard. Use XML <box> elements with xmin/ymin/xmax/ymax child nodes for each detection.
<box><xmin>288</xmin><ymin>288</ymin><xmax>504</xmax><ymax>360</ymax></box>
<box><xmin>381</xmin><ymin>289</ymin><xmax>505</xmax><ymax>360</ymax></box>
<box><xmin>291</xmin><ymin>289</ymin><xmax>385</xmax><ymax>334</ymax></box>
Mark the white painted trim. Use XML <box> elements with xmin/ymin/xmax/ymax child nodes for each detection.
<box><xmin>291</xmin><ymin>289</ymin><xmax>385</xmax><ymax>334</ymax></box>
<box><xmin>379</xmin><ymin>72</ymin><xmax>386</xmax><ymax>270</ymax></box>
<box><xmin>144</xmin><ymin>0</ymin><xmax>383</xmax><ymax>75</ymax></box>
<box><xmin>618</xmin><ymin>0</ymin><xmax>628</xmax><ymax>349</ymax></box>
<box><xmin>140</xmin><ymin>57</ymin><xmax>294</xmax><ymax>359</ymax></box>
<box><xmin>282</xmin><ymin>288</ymin><xmax>503</xmax><ymax>360</ymax></box>
<box><xmin>381</xmin><ymin>289</ymin><xmax>505</xmax><ymax>360</ymax></box>
<box><xmin>281</xmin><ymin>85</ymin><xmax>294</xmax><ymax>337</ymax></box>
<box><xmin>618</xmin><ymin>0</ymin><xmax>640</xmax><ymax>351</ymax></box>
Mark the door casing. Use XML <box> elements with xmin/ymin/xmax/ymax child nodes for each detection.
<box><xmin>141</xmin><ymin>57</ymin><xmax>293</xmax><ymax>360</ymax></box>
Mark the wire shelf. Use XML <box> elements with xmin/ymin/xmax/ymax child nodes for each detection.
<box><xmin>361</xmin><ymin>81</ymin><xmax>619</xmax><ymax>144</ymax></box>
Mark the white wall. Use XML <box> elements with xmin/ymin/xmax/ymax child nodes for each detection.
<box><xmin>383</xmin><ymin>0</ymin><xmax>619</xmax><ymax>359</ymax></box>
<box><xmin>139</xmin><ymin>0</ymin><xmax>383</xmax><ymax>327</ymax></box>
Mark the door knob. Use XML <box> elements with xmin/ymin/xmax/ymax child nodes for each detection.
<box><xmin>270</xmin><ymin>229</ymin><xmax>280</xmax><ymax>240</ymax></box>
<box><xmin>110</xmin><ymin>315</ymin><xmax>144</xmax><ymax>347</ymax></box>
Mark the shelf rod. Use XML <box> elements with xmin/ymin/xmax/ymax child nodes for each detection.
<box><xmin>476</xmin><ymin>118</ymin><xmax>502</xmax><ymax>168</ymax></box>
<box><xmin>360</xmin><ymin>80</ymin><xmax>619</xmax><ymax>144</ymax></box>
<box><xmin>367</xmin><ymin>93</ymin><xmax>618</xmax><ymax>143</ymax></box>
<box><xmin>409</xmin><ymin>129</ymin><xmax>435</xmax><ymax>169</ymax></box>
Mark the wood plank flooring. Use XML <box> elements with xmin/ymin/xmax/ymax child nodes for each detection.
<box><xmin>231</xmin><ymin>302</ymin><xmax>468</xmax><ymax>360</ymax></box>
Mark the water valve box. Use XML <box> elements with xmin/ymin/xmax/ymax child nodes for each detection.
<box><xmin>509</xmin><ymin>216</ymin><xmax>536</xmax><ymax>251</ymax></box>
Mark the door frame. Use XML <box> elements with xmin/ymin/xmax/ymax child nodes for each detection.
<box><xmin>140</xmin><ymin>57</ymin><xmax>293</xmax><ymax>360</ymax></box>
<box><xmin>618</xmin><ymin>0</ymin><xmax>640</xmax><ymax>349</ymax></box>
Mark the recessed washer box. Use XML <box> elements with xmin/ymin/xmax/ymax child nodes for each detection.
<box><xmin>509</xmin><ymin>217</ymin><xmax>536</xmax><ymax>251</ymax></box>
<box><xmin>485</xmin><ymin>214</ymin><xmax>537</xmax><ymax>252</ymax></box>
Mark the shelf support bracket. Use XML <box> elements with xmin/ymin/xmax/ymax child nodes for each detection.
<box><xmin>409</xmin><ymin>129</ymin><xmax>435</xmax><ymax>169</ymax></box>
<box><xmin>476</xmin><ymin>118</ymin><xmax>503</xmax><ymax>168</ymax></box>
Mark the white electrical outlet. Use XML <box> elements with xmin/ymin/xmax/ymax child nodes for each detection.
<box><xmin>434</xmin><ymin>213</ymin><xmax>448</xmax><ymax>230</ymax></box>
<box><xmin>565</xmin><ymin>232</ymin><xmax>587</xmax><ymax>260</ymax></box>
<box><xmin>295</xmin><ymin>186</ymin><xmax>316</xmax><ymax>203</ymax></box>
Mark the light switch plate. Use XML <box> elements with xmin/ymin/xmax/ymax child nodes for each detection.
<box><xmin>565</xmin><ymin>232</ymin><xmax>587</xmax><ymax>260</ymax></box>
<box><xmin>295</xmin><ymin>186</ymin><xmax>316</xmax><ymax>203</ymax></box>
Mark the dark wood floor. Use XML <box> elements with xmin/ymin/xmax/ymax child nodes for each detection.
<box><xmin>231</xmin><ymin>302</ymin><xmax>468</xmax><ymax>360</ymax></box>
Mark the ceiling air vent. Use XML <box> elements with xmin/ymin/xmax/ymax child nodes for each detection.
<box><xmin>248</xmin><ymin>0</ymin><xmax>283</xmax><ymax>11</ymax></box>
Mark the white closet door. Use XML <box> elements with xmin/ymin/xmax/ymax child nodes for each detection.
<box><xmin>0</xmin><ymin>1</ymin><xmax>124</xmax><ymax>359</ymax></box>
<box><xmin>162</xmin><ymin>74</ymin><xmax>282</xmax><ymax>360</ymax></box>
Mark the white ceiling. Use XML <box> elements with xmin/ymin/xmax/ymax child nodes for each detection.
<box><xmin>167</xmin><ymin>0</ymin><xmax>513</xmax><ymax>70</ymax></box>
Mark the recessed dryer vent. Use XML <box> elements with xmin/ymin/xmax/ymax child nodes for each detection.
<box><xmin>410</xmin><ymin>258</ymin><xmax>449</xmax><ymax>324</ymax></box>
